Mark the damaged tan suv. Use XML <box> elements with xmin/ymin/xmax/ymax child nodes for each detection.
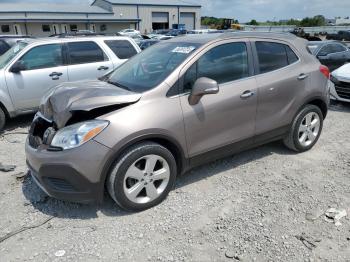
<box><xmin>26</xmin><ymin>32</ymin><xmax>330</xmax><ymax>211</ymax></box>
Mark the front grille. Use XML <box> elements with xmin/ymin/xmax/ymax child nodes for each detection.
<box><xmin>43</xmin><ymin>177</ymin><xmax>77</xmax><ymax>193</ymax></box>
<box><xmin>335</xmin><ymin>81</ymin><xmax>350</xmax><ymax>100</ymax></box>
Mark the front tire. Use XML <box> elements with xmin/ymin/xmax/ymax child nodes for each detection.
<box><xmin>107</xmin><ymin>142</ymin><xmax>177</xmax><ymax>212</ymax></box>
<box><xmin>0</xmin><ymin>108</ymin><xmax>6</xmax><ymax>132</ymax></box>
<box><xmin>284</xmin><ymin>105</ymin><xmax>323</xmax><ymax>152</ymax></box>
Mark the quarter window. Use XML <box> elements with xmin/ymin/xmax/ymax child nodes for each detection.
<box><xmin>104</xmin><ymin>40</ymin><xmax>137</xmax><ymax>59</ymax></box>
<box><xmin>20</xmin><ymin>44</ymin><xmax>63</xmax><ymax>70</ymax></box>
<box><xmin>183</xmin><ymin>42</ymin><xmax>249</xmax><ymax>92</ymax></box>
<box><xmin>256</xmin><ymin>42</ymin><xmax>299</xmax><ymax>73</ymax></box>
<box><xmin>67</xmin><ymin>41</ymin><xmax>108</xmax><ymax>65</ymax></box>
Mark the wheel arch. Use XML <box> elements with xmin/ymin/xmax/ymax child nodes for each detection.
<box><xmin>0</xmin><ymin>101</ymin><xmax>10</xmax><ymax>118</ymax></box>
<box><xmin>98</xmin><ymin>133</ymin><xmax>188</xmax><ymax>202</ymax></box>
<box><xmin>305</xmin><ymin>98</ymin><xmax>328</xmax><ymax>119</ymax></box>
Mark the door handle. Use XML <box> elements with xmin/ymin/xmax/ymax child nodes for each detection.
<box><xmin>298</xmin><ymin>73</ymin><xmax>309</xmax><ymax>80</ymax></box>
<box><xmin>240</xmin><ymin>90</ymin><xmax>255</xmax><ymax>99</ymax></box>
<box><xmin>98</xmin><ymin>66</ymin><xmax>109</xmax><ymax>71</ymax></box>
<box><xmin>49</xmin><ymin>72</ymin><xmax>63</xmax><ymax>77</ymax></box>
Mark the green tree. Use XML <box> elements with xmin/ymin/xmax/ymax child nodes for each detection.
<box><xmin>247</xmin><ymin>19</ymin><xmax>259</xmax><ymax>26</ymax></box>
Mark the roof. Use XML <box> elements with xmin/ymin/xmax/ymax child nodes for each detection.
<box><xmin>20</xmin><ymin>36</ymin><xmax>134</xmax><ymax>45</ymax></box>
<box><xmin>102</xmin><ymin>0</ymin><xmax>201</xmax><ymax>7</ymax></box>
<box><xmin>167</xmin><ymin>32</ymin><xmax>301</xmax><ymax>45</ymax></box>
<box><xmin>0</xmin><ymin>3</ymin><xmax>112</xmax><ymax>14</ymax></box>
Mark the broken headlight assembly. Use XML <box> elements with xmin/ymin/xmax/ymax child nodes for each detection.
<box><xmin>51</xmin><ymin>120</ymin><xmax>109</xmax><ymax>150</ymax></box>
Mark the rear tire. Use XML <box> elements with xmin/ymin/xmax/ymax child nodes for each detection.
<box><xmin>107</xmin><ymin>142</ymin><xmax>177</xmax><ymax>212</ymax></box>
<box><xmin>284</xmin><ymin>105</ymin><xmax>323</xmax><ymax>152</ymax></box>
<box><xmin>0</xmin><ymin>108</ymin><xmax>6</xmax><ymax>132</ymax></box>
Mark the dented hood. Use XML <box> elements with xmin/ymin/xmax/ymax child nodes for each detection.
<box><xmin>39</xmin><ymin>80</ymin><xmax>141</xmax><ymax>128</ymax></box>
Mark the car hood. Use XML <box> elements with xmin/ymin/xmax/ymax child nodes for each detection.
<box><xmin>332</xmin><ymin>63</ymin><xmax>350</xmax><ymax>81</ymax></box>
<box><xmin>39</xmin><ymin>80</ymin><xmax>141</xmax><ymax>129</ymax></box>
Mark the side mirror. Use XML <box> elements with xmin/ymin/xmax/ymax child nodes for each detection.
<box><xmin>188</xmin><ymin>77</ymin><xmax>219</xmax><ymax>105</ymax></box>
<box><xmin>10</xmin><ymin>61</ymin><xmax>26</xmax><ymax>73</ymax></box>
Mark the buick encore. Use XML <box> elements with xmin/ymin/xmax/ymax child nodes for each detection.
<box><xmin>26</xmin><ymin>32</ymin><xmax>330</xmax><ymax>211</ymax></box>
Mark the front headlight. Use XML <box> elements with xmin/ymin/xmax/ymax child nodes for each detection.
<box><xmin>51</xmin><ymin>120</ymin><xmax>109</xmax><ymax>150</ymax></box>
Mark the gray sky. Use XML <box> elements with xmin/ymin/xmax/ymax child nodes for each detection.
<box><xmin>2</xmin><ymin>0</ymin><xmax>350</xmax><ymax>22</ymax></box>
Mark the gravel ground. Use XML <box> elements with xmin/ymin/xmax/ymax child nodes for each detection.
<box><xmin>0</xmin><ymin>102</ymin><xmax>349</xmax><ymax>262</ymax></box>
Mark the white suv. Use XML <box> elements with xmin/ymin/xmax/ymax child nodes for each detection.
<box><xmin>0</xmin><ymin>36</ymin><xmax>141</xmax><ymax>130</ymax></box>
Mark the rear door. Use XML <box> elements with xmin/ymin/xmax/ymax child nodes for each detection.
<box><xmin>179</xmin><ymin>40</ymin><xmax>257</xmax><ymax>158</ymax></box>
<box><xmin>5</xmin><ymin>43</ymin><xmax>68</xmax><ymax>110</ymax></box>
<box><xmin>66</xmin><ymin>41</ymin><xmax>113</xmax><ymax>81</ymax></box>
<box><xmin>253</xmin><ymin>40</ymin><xmax>307</xmax><ymax>136</ymax></box>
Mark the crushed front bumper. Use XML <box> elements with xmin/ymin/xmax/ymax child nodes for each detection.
<box><xmin>25</xmin><ymin>138</ymin><xmax>111</xmax><ymax>204</ymax></box>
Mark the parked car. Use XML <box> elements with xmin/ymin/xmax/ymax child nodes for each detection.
<box><xmin>119</xmin><ymin>29</ymin><xmax>140</xmax><ymax>37</ymax></box>
<box><xmin>0</xmin><ymin>36</ymin><xmax>141</xmax><ymax>130</ymax></box>
<box><xmin>326</xmin><ymin>30</ymin><xmax>350</xmax><ymax>41</ymax></box>
<box><xmin>26</xmin><ymin>32</ymin><xmax>329</xmax><ymax>211</ymax></box>
<box><xmin>330</xmin><ymin>63</ymin><xmax>350</xmax><ymax>102</ymax></box>
<box><xmin>0</xmin><ymin>35</ymin><xmax>32</xmax><ymax>56</ymax></box>
<box><xmin>129</xmin><ymin>34</ymin><xmax>151</xmax><ymax>45</ymax></box>
<box><xmin>307</xmin><ymin>41</ymin><xmax>350</xmax><ymax>71</ymax></box>
<box><xmin>139</xmin><ymin>39</ymin><xmax>159</xmax><ymax>50</ymax></box>
<box><xmin>166</xmin><ymin>29</ymin><xmax>187</xmax><ymax>37</ymax></box>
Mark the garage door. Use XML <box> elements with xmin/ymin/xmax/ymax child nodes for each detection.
<box><xmin>152</xmin><ymin>12</ymin><xmax>169</xmax><ymax>30</ymax></box>
<box><xmin>180</xmin><ymin>12</ymin><xmax>195</xmax><ymax>30</ymax></box>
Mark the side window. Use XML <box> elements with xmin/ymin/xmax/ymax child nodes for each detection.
<box><xmin>67</xmin><ymin>41</ymin><xmax>108</xmax><ymax>65</ymax></box>
<box><xmin>318</xmin><ymin>45</ymin><xmax>333</xmax><ymax>56</ymax></box>
<box><xmin>286</xmin><ymin>46</ymin><xmax>299</xmax><ymax>64</ymax></box>
<box><xmin>20</xmin><ymin>44</ymin><xmax>63</xmax><ymax>70</ymax></box>
<box><xmin>331</xmin><ymin>44</ymin><xmax>347</xmax><ymax>53</ymax></box>
<box><xmin>104</xmin><ymin>40</ymin><xmax>137</xmax><ymax>59</ymax></box>
<box><xmin>183</xmin><ymin>42</ymin><xmax>249</xmax><ymax>92</ymax></box>
<box><xmin>256</xmin><ymin>42</ymin><xmax>289</xmax><ymax>73</ymax></box>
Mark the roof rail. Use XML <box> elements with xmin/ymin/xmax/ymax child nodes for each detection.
<box><xmin>49</xmin><ymin>32</ymin><xmax>110</xmax><ymax>38</ymax></box>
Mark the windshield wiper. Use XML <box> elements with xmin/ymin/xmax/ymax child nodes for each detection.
<box><xmin>107</xmin><ymin>80</ymin><xmax>131</xmax><ymax>91</ymax></box>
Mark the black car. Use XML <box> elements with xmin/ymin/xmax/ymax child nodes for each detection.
<box><xmin>139</xmin><ymin>39</ymin><xmax>159</xmax><ymax>50</ymax></box>
<box><xmin>326</xmin><ymin>30</ymin><xmax>350</xmax><ymax>41</ymax></box>
<box><xmin>307</xmin><ymin>41</ymin><xmax>350</xmax><ymax>71</ymax></box>
<box><xmin>0</xmin><ymin>35</ymin><xmax>32</xmax><ymax>56</ymax></box>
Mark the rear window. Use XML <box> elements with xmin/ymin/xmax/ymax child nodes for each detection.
<box><xmin>104</xmin><ymin>40</ymin><xmax>137</xmax><ymax>59</ymax></box>
<box><xmin>256</xmin><ymin>42</ymin><xmax>299</xmax><ymax>74</ymax></box>
<box><xmin>67</xmin><ymin>41</ymin><xmax>108</xmax><ymax>65</ymax></box>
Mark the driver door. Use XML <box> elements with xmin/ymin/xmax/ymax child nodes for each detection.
<box><xmin>179</xmin><ymin>40</ymin><xmax>257</xmax><ymax>159</ymax></box>
<box><xmin>5</xmin><ymin>43</ymin><xmax>68</xmax><ymax>111</ymax></box>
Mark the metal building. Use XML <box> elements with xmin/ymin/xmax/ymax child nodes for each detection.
<box><xmin>0</xmin><ymin>0</ymin><xmax>201</xmax><ymax>36</ymax></box>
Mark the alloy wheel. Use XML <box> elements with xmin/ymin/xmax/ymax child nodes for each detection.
<box><xmin>298</xmin><ymin>112</ymin><xmax>321</xmax><ymax>147</ymax></box>
<box><xmin>123</xmin><ymin>154</ymin><xmax>170</xmax><ymax>204</ymax></box>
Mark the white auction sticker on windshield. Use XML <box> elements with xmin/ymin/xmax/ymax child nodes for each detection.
<box><xmin>172</xmin><ymin>46</ymin><xmax>196</xmax><ymax>54</ymax></box>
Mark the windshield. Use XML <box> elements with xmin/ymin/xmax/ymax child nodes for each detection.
<box><xmin>0</xmin><ymin>41</ymin><xmax>28</xmax><ymax>69</ymax></box>
<box><xmin>106</xmin><ymin>41</ymin><xmax>200</xmax><ymax>93</ymax></box>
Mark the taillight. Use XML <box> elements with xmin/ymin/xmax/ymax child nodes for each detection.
<box><xmin>319</xmin><ymin>65</ymin><xmax>330</xmax><ymax>79</ymax></box>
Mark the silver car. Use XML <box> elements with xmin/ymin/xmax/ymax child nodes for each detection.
<box><xmin>0</xmin><ymin>36</ymin><xmax>141</xmax><ymax>130</ymax></box>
